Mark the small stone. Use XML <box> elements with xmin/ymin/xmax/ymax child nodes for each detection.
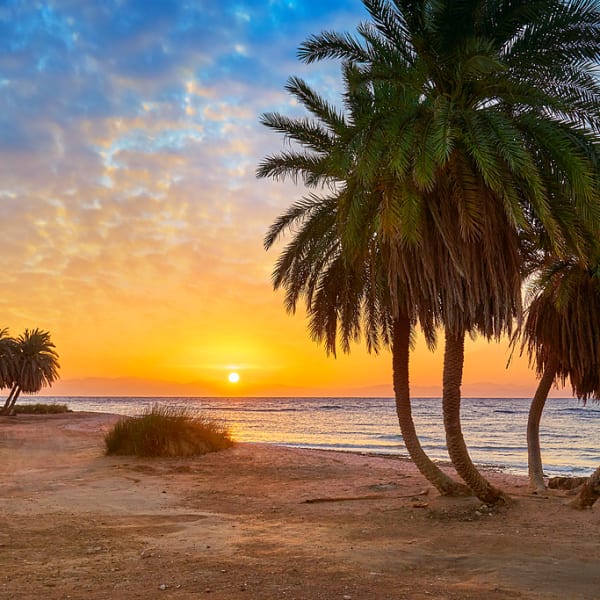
<box><xmin>158</xmin><ymin>584</ymin><xmax>168</xmax><ymax>590</ymax></box>
<box><xmin>343</xmin><ymin>595</ymin><xmax>352</xmax><ymax>600</ymax></box>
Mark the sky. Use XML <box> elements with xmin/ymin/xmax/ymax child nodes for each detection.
<box><xmin>0</xmin><ymin>0</ymin><xmax>564</xmax><ymax>398</ymax></box>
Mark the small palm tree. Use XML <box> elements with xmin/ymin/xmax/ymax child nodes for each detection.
<box><xmin>516</xmin><ymin>256</ymin><xmax>600</xmax><ymax>492</ymax></box>
<box><xmin>0</xmin><ymin>328</ymin><xmax>18</xmax><ymax>392</ymax></box>
<box><xmin>1</xmin><ymin>329</ymin><xmax>60</xmax><ymax>416</ymax></box>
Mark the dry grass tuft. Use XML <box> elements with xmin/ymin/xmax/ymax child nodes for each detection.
<box><xmin>104</xmin><ymin>404</ymin><xmax>234</xmax><ymax>457</ymax></box>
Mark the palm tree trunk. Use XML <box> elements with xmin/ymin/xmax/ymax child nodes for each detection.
<box><xmin>7</xmin><ymin>386</ymin><xmax>21</xmax><ymax>415</ymax></box>
<box><xmin>527</xmin><ymin>354</ymin><xmax>559</xmax><ymax>493</ymax></box>
<box><xmin>1</xmin><ymin>383</ymin><xmax>18</xmax><ymax>416</ymax></box>
<box><xmin>569</xmin><ymin>465</ymin><xmax>600</xmax><ymax>509</ymax></box>
<box><xmin>392</xmin><ymin>317</ymin><xmax>470</xmax><ymax>496</ymax></box>
<box><xmin>442</xmin><ymin>328</ymin><xmax>509</xmax><ymax>505</ymax></box>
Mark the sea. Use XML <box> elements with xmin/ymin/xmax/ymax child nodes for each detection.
<box><xmin>30</xmin><ymin>396</ymin><xmax>599</xmax><ymax>478</ymax></box>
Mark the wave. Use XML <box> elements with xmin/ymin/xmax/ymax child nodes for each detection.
<box><xmin>376</xmin><ymin>433</ymin><xmax>403</xmax><ymax>441</ymax></box>
<box><xmin>209</xmin><ymin>407</ymin><xmax>300</xmax><ymax>413</ymax></box>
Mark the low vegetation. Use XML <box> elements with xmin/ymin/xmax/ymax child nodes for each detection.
<box><xmin>13</xmin><ymin>403</ymin><xmax>70</xmax><ymax>414</ymax></box>
<box><xmin>105</xmin><ymin>405</ymin><xmax>234</xmax><ymax>457</ymax></box>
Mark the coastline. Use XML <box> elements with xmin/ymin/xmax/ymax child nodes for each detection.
<box><xmin>28</xmin><ymin>395</ymin><xmax>600</xmax><ymax>478</ymax></box>
<box><xmin>1</xmin><ymin>411</ymin><xmax>598</xmax><ymax>599</ymax></box>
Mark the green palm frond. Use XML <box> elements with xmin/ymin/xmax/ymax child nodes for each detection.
<box><xmin>298</xmin><ymin>30</ymin><xmax>370</xmax><ymax>65</ymax></box>
<box><xmin>259</xmin><ymin>112</ymin><xmax>335</xmax><ymax>153</ymax></box>
<box><xmin>284</xmin><ymin>77</ymin><xmax>348</xmax><ymax>135</ymax></box>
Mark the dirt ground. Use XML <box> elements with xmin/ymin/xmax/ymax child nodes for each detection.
<box><xmin>0</xmin><ymin>412</ymin><xmax>598</xmax><ymax>600</ymax></box>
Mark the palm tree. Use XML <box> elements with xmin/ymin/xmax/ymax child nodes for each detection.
<box><xmin>516</xmin><ymin>255</ymin><xmax>600</xmax><ymax>492</ymax></box>
<box><xmin>292</xmin><ymin>0</ymin><xmax>600</xmax><ymax>504</ymax></box>
<box><xmin>0</xmin><ymin>328</ymin><xmax>18</xmax><ymax>393</ymax></box>
<box><xmin>260</xmin><ymin>70</ymin><xmax>470</xmax><ymax>496</ymax></box>
<box><xmin>1</xmin><ymin>329</ymin><xmax>60</xmax><ymax>416</ymax></box>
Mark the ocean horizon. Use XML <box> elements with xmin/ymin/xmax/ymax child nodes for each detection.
<box><xmin>27</xmin><ymin>395</ymin><xmax>599</xmax><ymax>479</ymax></box>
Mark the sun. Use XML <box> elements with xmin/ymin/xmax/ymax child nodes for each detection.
<box><xmin>228</xmin><ymin>371</ymin><xmax>240</xmax><ymax>383</ymax></box>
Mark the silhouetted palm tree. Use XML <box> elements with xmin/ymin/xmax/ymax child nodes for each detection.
<box><xmin>1</xmin><ymin>329</ymin><xmax>60</xmax><ymax>416</ymax></box>
<box><xmin>291</xmin><ymin>0</ymin><xmax>600</xmax><ymax>504</ymax></box>
<box><xmin>517</xmin><ymin>256</ymin><xmax>600</xmax><ymax>492</ymax></box>
<box><xmin>0</xmin><ymin>328</ymin><xmax>18</xmax><ymax>393</ymax></box>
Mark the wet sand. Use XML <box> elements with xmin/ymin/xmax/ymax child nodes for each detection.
<box><xmin>0</xmin><ymin>411</ymin><xmax>598</xmax><ymax>599</ymax></box>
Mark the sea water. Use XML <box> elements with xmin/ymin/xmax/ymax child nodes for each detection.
<box><xmin>30</xmin><ymin>396</ymin><xmax>599</xmax><ymax>478</ymax></box>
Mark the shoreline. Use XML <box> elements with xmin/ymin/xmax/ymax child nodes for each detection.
<box><xmin>0</xmin><ymin>410</ymin><xmax>556</xmax><ymax>480</ymax></box>
<box><xmin>20</xmin><ymin>396</ymin><xmax>599</xmax><ymax>479</ymax></box>
<box><xmin>1</xmin><ymin>411</ymin><xmax>598</xmax><ymax>599</ymax></box>
<box><xmin>9</xmin><ymin>409</ymin><xmax>521</xmax><ymax>474</ymax></box>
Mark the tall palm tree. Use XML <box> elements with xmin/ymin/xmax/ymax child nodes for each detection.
<box><xmin>516</xmin><ymin>255</ymin><xmax>600</xmax><ymax>492</ymax></box>
<box><xmin>1</xmin><ymin>329</ymin><xmax>60</xmax><ymax>416</ymax></box>
<box><xmin>260</xmin><ymin>70</ymin><xmax>470</xmax><ymax>496</ymax></box>
<box><xmin>291</xmin><ymin>0</ymin><xmax>600</xmax><ymax>504</ymax></box>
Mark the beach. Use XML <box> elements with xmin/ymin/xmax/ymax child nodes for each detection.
<box><xmin>1</xmin><ymin>412</ymin><xmax>599</xmax><ymax>599</ymax></box>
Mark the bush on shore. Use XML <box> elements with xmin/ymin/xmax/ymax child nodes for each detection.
<box><xmin>13</xmin><ymin>403</ymin><xmax>70</xmax><ymax>414</ymax></box>
<box><xmin>105</xmin><ymin>404</ymin><xmax>234</xmax><ymax>457</ymax></box>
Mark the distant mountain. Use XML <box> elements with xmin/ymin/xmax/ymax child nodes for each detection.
<box><xmin>42</xmin><ymin>376</ymin><xmax>568</xmax><ymax>398</ymax></box>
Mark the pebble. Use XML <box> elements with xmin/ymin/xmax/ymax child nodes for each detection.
<box><xmin>158</xmin><ymin>584</ymin><xmax>168</xmax><ymax>590</ymax></box>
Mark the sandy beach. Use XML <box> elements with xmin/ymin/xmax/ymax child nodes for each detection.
<box><xmin>1</xmin><ymin>412</ymin><xmax>598</xmax><ymax>599</ymax></box>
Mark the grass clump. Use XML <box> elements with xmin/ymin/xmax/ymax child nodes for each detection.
<box><xmin>104</xmin><ymin>404</ymin><xmax>234</xmax><ymax>457</ymax></box>
<box><xmin>13</xmin><ymin>403</ymin><xmax>70</xmax><ymax>414</ymax></box>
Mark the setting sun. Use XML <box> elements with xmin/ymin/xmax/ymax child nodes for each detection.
<box><xmin>228</xmin><ymin>372</ymin><xmax>240</xmax><ymax>384</ymax></box>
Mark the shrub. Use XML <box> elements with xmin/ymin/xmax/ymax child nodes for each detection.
<box><xmin>104</xmin><ymin>404</ymin><xmax>234</xmax><ymax>457</ymax></box>
<box><xmin>13</xmin><ymin>403</ymin><xmax>70</xmax><ymax>414</ymax></box>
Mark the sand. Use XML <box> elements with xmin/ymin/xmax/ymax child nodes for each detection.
<box><xmin>0</xmin><ymin>412</ymin><xmax>598</xmax><ymax>600</ymax></box>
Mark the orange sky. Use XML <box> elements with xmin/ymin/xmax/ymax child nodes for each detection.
<box><xmin>1</xmin><ymin>2</ymin><xmax>569</xmax><ymax>398</ymax></box>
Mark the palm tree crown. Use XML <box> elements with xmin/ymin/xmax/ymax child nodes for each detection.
<box><xmin>266</xmin><ymin>0</ymin><xmax>600</xmax><ymax>341</ymax></box>
<box><xmin>522</xmin><ymin>256</ymin><xmax>600</xmax><ymax>402</ymax></box>
<box><xmin>15</xmin><ymin>328</ymin><xmax>60</xmax><ymax>394</ymax></box>
<box><xmin>0</xmin><ymin>328</ymin><xmax>18</xmax><ymax>390</ymax></box>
